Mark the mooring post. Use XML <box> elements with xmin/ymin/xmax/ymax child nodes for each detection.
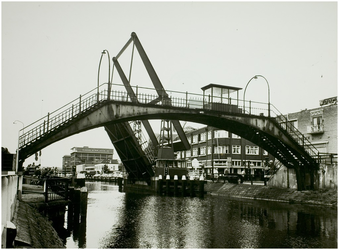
<box><xmin>199</xmin><ymin>175</ymin><xmax>205</xmax><ymax>198</ymax></box>
<box><xmin>44</xmin><ymin>179</ymin><xmax>48</xmax><ymax>203</ymax></box>
<box><xmin>166</xmin><ymin>175</ymin><xmax>170</xmax><ymax>196</ymax></box>
<box><xmin>80</xmin><ymin>187</ymin><xmax>88</xmax><ymax>223</ymax></box>
<box><xmin>74</xmin><ymin>188</ymin><xmax>81</xmax><ymax>219</ymax></box>
<box><xmin>182</xmin><ymin>175</ymin><xmax>187</xmax><ymax>197</ymax></box>
<box><xmin>189</xmin><ymin>177</ymin><xmax>194</xmax><ymax>197</ymax></box>
<box><xmin>158</xmin><ymin>175</ymin><xmax>163</xmax><ymax>195</ymax></box>
<box><xmin>118</xmin><ymin>177</ymin><xmax>123</xmax><ymax>192</ymax></box>
<box><xmin>174</xmin><ymin>175</ymin><xmax>178</xmax><ymax>196</ymax></box>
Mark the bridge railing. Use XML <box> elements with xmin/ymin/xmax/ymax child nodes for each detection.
<box><xmin>109</xmin><ymin>83</ymin><xmax>269</xmax><ymax>115</ymax></box>
<box><xmin>19</xmin><ymin>82</ymin><xmax>318</xmax><ymax>162</ymax></box>
<box><xmin>270</xmin><ymin>104</ymin><xmax>319</xmax><ymax>159</ymax></box>
<box><xmin>18</xmin><ymin>83</ymin><xmax>108</xmax><ymax>149</ymax></box>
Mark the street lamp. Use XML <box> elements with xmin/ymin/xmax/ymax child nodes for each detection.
<box><xmin>243</xmin><ymin>75</ymin><xmax>271</xmax><ymax>117</ymax></box>
<box><xmin>97</xmin><ymin>50</ymin><xmax>111</xmax><ymax>102</ymax></box>
<box><xmin>13</xmin><ymin>120</ymin><xmax>24</xmax><ymax>173</ymax></box>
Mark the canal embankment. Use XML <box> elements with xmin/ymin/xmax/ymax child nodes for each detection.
<box><xmin>12</xmin><ymin>199</ymin><xmax>65</xmax><ymax>248</ymax></box>
<box><xmin>205</xmin><ymin>181</ymin><xmax>337</xmax><ymax>207</ymax></box>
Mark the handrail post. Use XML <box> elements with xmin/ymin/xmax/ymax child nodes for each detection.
<box><xmin>44</xmin><ymin>179</ymin><xmax>48</xmax><ymax>203</ymax></box>
<box><xmin>186</xmin><ymin>92</ymin><xmax>188</xmax><ymax>108</ymax></box>
<box><xmin>79</xmin><ymin>95</ymin><xmax>82</xmax><ymax>113</ymax></box>
<box><xmin>47</xmin><ymin>113</ymin><xmax>50</xmax><ymax>132</ymax></box>
<box><xmin>136</xmin><ymin>85</ymin><xmax>138</xmax><ymax>100</ymax></box>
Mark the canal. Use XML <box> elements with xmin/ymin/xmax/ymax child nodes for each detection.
<box><xmin>65</xmin><ymin>181</ymin><xmax>337</xmax><ymax>248</ymax></box>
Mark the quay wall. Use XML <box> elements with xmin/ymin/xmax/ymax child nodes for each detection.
<box><xmin>268</xmin><ymin>163</ymin><xmax>337</xmax><ymax>190</ymax></box>
<box><xmin>1</xmin><ymin>173</ymin><xmax>18</xmax><ymax>248</ymax></box>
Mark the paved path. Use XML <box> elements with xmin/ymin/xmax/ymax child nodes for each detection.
<box><xmin>11</xmin><ymin>184</ymin><xmax>67</xmax><ymax>248</ymax></box>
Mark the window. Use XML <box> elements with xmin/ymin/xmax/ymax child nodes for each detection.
<box><xmin>232</xmin><ymin>145</ymin><xmax>241</xmax><ymax>154</ymax></box>
<box><xmin>232</xmin><ymin>133</ymin><xmax>241</xmax><ymax>139</ymax></box>
<box><xmin>214</xmin><ymin>145</ymin><xmax>229</xmax><ymax>154</ymax></box>
<box><xmin>200</xmin><ymin>146</ymin><xmax>206</xmax><ymax>155</ymax></box>
<box><xmin>199</xmin><ymin>132</ymin><xmax>206</xmax><ymax>142</ymax></box>
<box><xmin>214</xmin><ymin>130</ymin><xmax>228</xmax><ymax>138</ymax></box>
<box><xmin>207</xmin><ymin>146</ymin><xmax>212</xmax><ymax>154</ymax></box>
<box><xmin>208</xmin><ymin>131</ymin><xmax>212</xmax><ymax>140</ymax></box>
<box><xmin>312</xmin><ymin>117</ymin><xmax>322</xmax><ymax>127</ymax></box>
<box><xmin>192</xmin><ymin>135</ymin><xmax>198</xmax><ymax>144</ymax></box>
<box><xmin>263</xmin><ymin>150</ymin><xmax>268</xmax><ymax>155</ymax></box>
<box><xmin>246</xmin><ymin>145</ymin><xmax>259</xmax><ymax>155</ymax></box>
<box><xmin>193</xmin><ymin>147</ymin><xmax>198</xmax><ymax>156</ymax></box>
<box><xmin>186</xmin><ymin>150</ymin><xmax>191</xmax><ymax>158</ymax></box>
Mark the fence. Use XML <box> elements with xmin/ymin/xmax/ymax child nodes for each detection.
<box><xmin>23</xmin><ymin>176</ymin><xmax>70</xmax><ymax>202</ymax></box>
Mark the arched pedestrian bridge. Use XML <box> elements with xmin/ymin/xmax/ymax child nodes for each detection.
<box><xmin>17</xmin><ymin>83</ymin><xmax>319</xmax><ymax>190</ymax></box>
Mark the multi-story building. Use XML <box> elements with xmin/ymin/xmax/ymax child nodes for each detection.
<box><xmin>62</xmin><ymin>146</ymin><xmax>114</xmax><ymax>174</ymax></box>
<box><xmin>284</xmin><ymin>96</ymin><xmax>337</xmax><ymax>163</ymax></box>
<box><xmin>175</xmin><ymin>126</ymin><xmax>274</xmax><ymax>180</ymax></box>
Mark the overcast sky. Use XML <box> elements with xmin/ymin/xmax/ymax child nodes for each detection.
<box><xmin>2</xmin><ymin>1</ymin><xmax>337</xmax><ymax>169</ymax></box>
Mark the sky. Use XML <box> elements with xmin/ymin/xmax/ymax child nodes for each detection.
<box><xmin>2</xmin><ymin>1</ymin><xmax>337</xmax><ymax>169</ymax></box>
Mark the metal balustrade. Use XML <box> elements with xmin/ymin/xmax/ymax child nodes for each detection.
<box><xmin>18</xmin><ymin>82</ymin><xmax>319</xmax><ymax>161</ymax></box>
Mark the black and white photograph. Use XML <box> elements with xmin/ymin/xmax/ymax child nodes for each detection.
<box><xmin>2</xmin><ymin>1</ymin><xmax>337</xmax><ymax>248</ymax></box>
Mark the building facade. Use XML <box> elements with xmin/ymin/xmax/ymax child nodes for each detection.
<box><xmin>175</xmin><ymin>126</ymin><xmax>274</xmax><ymax>180</ymax></box>
<box><xmin>62</xmin><ymin>146</ymin><xmax>114</xmax><ymax>174</ymax></box>
<box><xmin>285</xmin><ymin>96</ymin><xmax>337</xmax><ymax>160</ymax></box>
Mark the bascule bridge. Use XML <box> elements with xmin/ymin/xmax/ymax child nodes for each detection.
<box><xmin>15</xmin><ymin>32</ymin><xmax>320</xmax><ymax>190</ymax></box>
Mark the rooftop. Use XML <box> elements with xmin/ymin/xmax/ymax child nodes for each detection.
<box><xmin>201</xmin><ymin>83</ymin><xmax>242</xmax><ymax>92</ymax></box>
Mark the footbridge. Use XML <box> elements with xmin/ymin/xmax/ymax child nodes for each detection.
<box><xmin>17</xmin><ymin>82</ymin><xmax>319</xmax><ymax>190</ymax></box>
<box><xmin>16</xmin><ymin>32</ymin><xmax>319</xmax><ymax>190</ymax></box>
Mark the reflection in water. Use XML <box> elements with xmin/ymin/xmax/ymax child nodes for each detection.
<box><xmin>65</xmin><ymin>182</ymin><xmax>337</xmax><ymax>248</ymax></box>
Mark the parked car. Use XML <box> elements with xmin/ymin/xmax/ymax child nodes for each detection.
<box><xmin>223</xmin><ymin>174</ymin><xmax>243</xmax><ymax>184</ymax></box>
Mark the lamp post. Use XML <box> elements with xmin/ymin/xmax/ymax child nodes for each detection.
<box><xmin>243</xmin><ymin>75</ymin><xmax>271</xmax><ymax>117</ymax></box>
<box><xmin>13</xmin><ymin>120</ymin><xmax>24</xmax><ymax>173</ymax></box>
<box><xmin>97</xmin><ymin>50</ymin><xmax>111</xmax><ymax>102</ymax></box>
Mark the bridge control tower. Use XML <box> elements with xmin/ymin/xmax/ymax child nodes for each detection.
<box><xmin>155</xmin><ymin>120</ymin><xmax>187</xmax><ymax>178</ymax></box>
<box><xmin>201</xmin><ymin>84</ymin><xmax>242</xmax><ymax>113</ymax></box>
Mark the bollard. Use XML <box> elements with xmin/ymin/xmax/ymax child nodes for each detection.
<box><xmin>182</xmin><ymin>175</ymin><xmax>187</xmax><ymax>197</ymax></box>
<box><xmin>74</xmin><ymin>188</ymin><xmax>81</xmax><ymax>223</ymax></box>
<box><xmin>158</xmin><ymin>175</ymin><xmax>163</xmax><ymax>195</ymax></box>
<box><xmin>80</xmin><ymin>187</ymin><xmax>88</xmax><ymax>223</ymax></box>
<box><xmin>118</xmin><ymin>177</ymin><xmax>123</xmax><ymax>192</ymax></box>
<box><xmin>174</xmin><ymin>175</ymin><xmax>178</xmax><ymax>196</ymax></box>
<box><xmin>189</xmin><ymin>176</ymin><xmax>195</xmax><ymax>197</ymax></box>
<box><xmin>199</xmin><ymin>175</ymin><xmax>205</xmax><ymax>198</ymax></box>
<box><xmin>166</xmin><ymin>175</ymin><xmax>170</xmax><ymax>196</ymax></box>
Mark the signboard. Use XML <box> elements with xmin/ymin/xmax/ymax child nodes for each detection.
<box><xmin>192</xmin><ymin>158</ymin><xmax>199</xmax><ymax>170</ymax></box>
<box><xmin>320</xmin><ymin>97</ymin><xmax>337</xmax><ymax>106</ymax></box>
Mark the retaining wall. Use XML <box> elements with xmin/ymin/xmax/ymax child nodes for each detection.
<box><xmin>1</xmin><ymin>172</ymin><xmax>18</xmax><ymax>248</ymax></box>
<box><xmin>268</xmin><ymin>163</ymin><xmax>337</xmax><ymax>189</ymax></box>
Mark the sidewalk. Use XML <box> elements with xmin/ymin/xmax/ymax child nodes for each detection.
<box><xmin>11</xmin><ymin>184</ymin><xmax>66</xmax><ymax>248</ymax></box>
